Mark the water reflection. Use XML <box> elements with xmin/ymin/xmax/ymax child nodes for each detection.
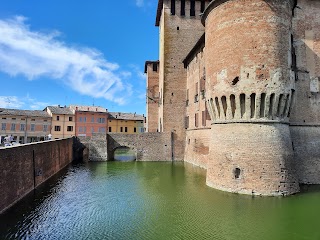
<box><xmin>114</xmin><ymin>147</ymin><xmax>136</xmax><ymax>161</ymax></box>
<box><xmin>0</xmin><ymin>162</ymin><xmax>320</xmax><ymax>240</ymax></box>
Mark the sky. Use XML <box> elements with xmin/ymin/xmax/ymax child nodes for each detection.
<box><xmin>0</xmin><ymin>0</ymin><xmax>159</xmax><ymax>114</ymax></box>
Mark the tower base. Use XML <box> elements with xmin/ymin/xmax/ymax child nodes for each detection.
<box><xmin>207</xmin><ymin>123</ymin><xmax>299</xmax><ymax>196</ymax></box>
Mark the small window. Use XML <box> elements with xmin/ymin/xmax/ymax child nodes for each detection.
<box><xmin>31</xmin><ymin>124</ymin><xmax>35</xmax><ymax>131</ymax></box>
<box><xmin>67</xmin><ymin>126</ymin><xmax>73</xmax><ymax>132</ymax></box>
<box><xmin>234</xmin><ymin>168</ymin><xmax>241</xmax><ymax>179</ymax></box>
<box><xmin>108</xmin><ymin>127</ymin><xmax>112</xmax><ymax>132</ymax></box>
<box><xmin>56</xmin><ymin>116</ymin><xmax>60</xmax><ymax>121</ymax></box>
<box><xmin>12</xmin><ymin>118</ymin><xmax>16</xmax><ymax>120</ymax></box>
<box><xmin>31</xmin><ymin>119</ymin><xmax>35</xmax><ymax>121</ymax></box>
<box><xmin>134</xmin><ymin>127</ymin><xmax>137</xmax><ymax>133</ymax></box>
<box><xmin>20</xmin><ymin>124</ymin><xmax>25</xmax><ymax>131</ymax></box>
<box><xmin>11</xmin><ymin>123</ymin><xmax>16</xmax><ymax>131</ymax></box>
<box><xmin>125</xmin><ymin>127</ymin><xmax>128</xmax><ymax>132</ymax></box>
<box><xmin>120</xmin><ymin>127</ymin><xmax>123</xmax><ymax>132</ymax></box>
<box><xmin>54</xmin><ymin>126</ymin><xmax>61</xmax><ymax>132</ymax></box>
<box><xmin>43</xmin><ymin>125</ymin><xmax>48</xmax><ymax>132</ymax></box>
<box><xmin>153</xmin><ymin>63</ymin><xmax>158</xmax><ymax>72</ymax></box>
<box><xmin>69</xmin><ymin>117</ymin><xmax>73</xmax><ymax>121</ymax></box>
<box><xmin>1</xmin><ymin>123</ymin><xmax>6</xmax><ymax>130</ymax></box>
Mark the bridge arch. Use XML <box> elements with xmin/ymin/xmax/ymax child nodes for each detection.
<box><xmin>111</xmin><ymin>146</ymin><xmax>137</xmax><ymax>161</ymax></box>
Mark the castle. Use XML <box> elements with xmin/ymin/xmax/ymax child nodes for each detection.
<box><xmin>145</xmin><ymin>0</ymin><xmax>320</xmax><ymax>196</ymax></box>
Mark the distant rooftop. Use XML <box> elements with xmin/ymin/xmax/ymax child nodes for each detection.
<box><xmin>108</xmin><ymin>112</ymin><xmax>145</xmax><ymax>121</ymax></box>
<box><xmin>0</xmin><ymin>108</ymin><xmax>51</xmax><ymax>118</ymax></box>
<box><xmin>45</xmin><ymin>106</ymin><xmax>74</xmax><ymax>115</ymax></box>
<box><xmin>69</xmin><ymin>105</ymin><xmax>107</xmax><ymax>113</ymax></box>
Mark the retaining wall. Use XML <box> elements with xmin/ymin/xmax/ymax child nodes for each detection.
<box><xmin>0</xmin><ymin>138</ymin><xmax>73</xmax><ymax>214</ymax></box>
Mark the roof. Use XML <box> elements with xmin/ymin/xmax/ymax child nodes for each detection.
<box><xmin>182</xmin><ymin>33</ymin><xmax>205</xmax><ymax>68</ymax></box>
<box><xmin>46</xmin><ymin>106</ymin><xmax>74</xmax><ymax>115</ymax></box>
<box><xmin>69</xmin><ymin>105</ymin><xmax>107</xmax><ymax>113</ymax></box>
<box><xmin>144</xmin><ymin>60</ymin><xmax>159</xmax><ymax>73</ymax></box>
<box><xmin>0</xmin><ymin>108</ymin><xmax>51</xmax><ymax>118</ymax></box>
<box><xmin>108</xmin><ymin>112</ymin><xmax>145</xmax><ymax>121</ymax></box>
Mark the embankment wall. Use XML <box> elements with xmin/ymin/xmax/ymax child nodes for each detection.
<box><xmin>0</xmin><ymin>138</ymin><xmax>73</xmax><ymax>214</ymax></box>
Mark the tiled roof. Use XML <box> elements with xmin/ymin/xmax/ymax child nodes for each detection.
<box><xmin>108</xmin><ymin>112</ymin><xmax>145</xmax><ymax>121</ymax></box>
<box><xmin>69</xmin><ymin>105</ymin><xmax>107</xmax><ymax>113</ymax></box>
<box><xmin>0</xmin><ymin>108</ymin><xmax>51</xmax><ymax>118</ymax></box>
<box><xmin>46</xmin><ymin>106</ymin><xmax>74</xmax><ymax>115</ymax></box>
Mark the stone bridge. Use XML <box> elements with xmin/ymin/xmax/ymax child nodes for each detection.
<box><xmin>79</xmin><ymin>132</ymin><xmax>173</xmax><ymax>161</ymax></box>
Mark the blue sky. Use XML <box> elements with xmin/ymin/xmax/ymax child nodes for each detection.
<box><xmin>0</xmin><ymin>0</ymin><xmax>159</xmax><ymax>114</ymax></box>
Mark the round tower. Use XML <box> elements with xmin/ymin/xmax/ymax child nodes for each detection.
<box><xmin>202</xmin><ymin>0</ymin><xmax>299</xmax><ymax>195</ymax></box>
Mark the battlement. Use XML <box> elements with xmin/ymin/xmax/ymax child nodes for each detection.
<box><xmin>156</xmin><ymin>0</ymin><xmax>210</xmax><ymax>26</ymax></box>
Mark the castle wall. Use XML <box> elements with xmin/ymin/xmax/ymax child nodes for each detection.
<box><xmin>184</xmin><ymin>128</ymin><xmax>210</xmax><ymax>168</ymax></box>
<box><xmin>184</xmin><ymin>38</ymin><xmax>211</xmax><ymax>168</ymax></box>
<box><xmin>290</xmin><ymin>126</ymin><xmax>320</xmax><ymax>184</ymax></box>
<box><xmin>158</xmin><ymin>0</ymin><xmax>209</xmax><ymax>160</ymax></box>
<box><xmin>146</xmin><ymin>62</ymin><xmax>160</xmax><ymax>132</ymax></box>
<box><xmin>291</xmin><ymin>0</ymin><xmax>320</xmax><ymax>124</ymax></box>
<box><xmin>208</xmin><ymin>123</ymin><xmax>298</xmax><ymax>196</ymax></box>
<box><xmin>203</xmin><ymin>0</ymin><xmax>299</xmax><ymax>195</ymax></box>
<box><xmin>290</xmin><ymin>0</ymin><xmax>320</xmax><ymax>184</ymax></box>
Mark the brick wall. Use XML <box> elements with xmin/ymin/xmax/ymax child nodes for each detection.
<box><xmin>0</xmin><ymin>138</ymin><xmax>73</xmax><ymax>213</ymax></box>
<box><xmin>184</xmin><ymin>128</ymin><xmax>210</xmax><ymax>168</ymax></box>
<box><xmin>158</xmin><ymin>0</ymin><xmax>208</xmax><ymax>160</ymax></box>
<box><xmin>290</xmin><ymin>0</ymin><xmax>320</xmax><ymax>124</ymax></box>
<box><xmin>146</xmin><ymin>62</ymin><xmax>160</xmax><ymax>132</ymax></box>
<box><xmin>291</xmin><ymin>126</ymin><xmax>320</xmax><ymax>184</ymax></box>
<box><xmin>208</xmin><ymin>123</ymin><xmax>299</xmax><ymax>196</ymax></box>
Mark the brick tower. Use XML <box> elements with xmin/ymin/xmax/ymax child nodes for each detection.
<box><xmin>202</xmin><ymin>0</ymin><xmax>299</xmax><ymax>195</ymax></box>
<box><xmin>156</xmin><ymin>0</ymin><xmax>210</xmax><ymax>160</ymax></box>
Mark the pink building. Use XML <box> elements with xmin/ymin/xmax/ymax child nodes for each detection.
<box><xmin>69</xmin><ymin>105</ymin><xmax>108</xmax><ymax>137</ymax></box>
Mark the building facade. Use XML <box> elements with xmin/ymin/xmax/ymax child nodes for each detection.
<box><xmin>69</xmin><ymin>105</ymin><xmax>108</xmax><ymax>137</ymax></box>
<box><xmin>45</xmin><ymin>106</ymin><xmax>75</xmax><ymax>139</ymax></box>
<box><xmin>145</xmin><ymin>0</ymin><xmax>320</xmax><ymax>196</ymax></box>
<box><xmin>0</xmin><ymin>108</ymin><xmax>51</xmax><ymax>144</ymax></box>
<box><xmin>108</xmin><ymin>112</ymin><xmax>145</xmax><ymax>134</ymax></box>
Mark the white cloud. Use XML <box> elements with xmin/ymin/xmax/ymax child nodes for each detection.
<box><xmin>0</xmin><ymin>96</ymin><xmax>24</xmax><ymax>109</ymax></box>
<box><xmin>0</xmin><ymin>16</ymin><xmax>131</xmax><ymax>105</ymax></box>
<box><xmin>136</xmin><ymin>0</ymin><xmax>144</xmax><ymax>7</ymax></box>
<box><xmin>0</xmin><ymin>95</ymin><xmax>52</xmax><ymax>110</ymax></box>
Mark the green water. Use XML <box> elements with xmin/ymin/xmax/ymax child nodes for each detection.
<box><xmin>1</xmin><ymin>162</ymin><xmax>320</xmax><ymax>240</ymax></box>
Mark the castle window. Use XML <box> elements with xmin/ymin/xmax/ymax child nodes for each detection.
<box><xmin>181</xmin><ymin>0</ymin><xmax>185</xmax><ymax>16</ymax></box>
<box><xmin>202</xmin><ymin>111</ymin><xmax>206</xmax><ymax>126</ymax></box>
<box><xmin>195</xmin><ymin>113</ymin><xmax>199</xmax><ymax>127</ymax></box>
<box><xmin>185</xmin><ymin>116</ymin><xmax>189</xmax><ymax>129</ymax></box>
<box><xmin>153</xmin><ymin>63</ymin><xmax>158</xmax><ymax>72</ymax></box>
<box><xmin>190</xmin><ymin>0</ymin><xmax>195</xmax><ymax>16</ymax></box>
<box><xmin>171</xmin><ymin>0</ymin><xmax>176</xmax><ymax>15</ymax></box>
<box><xmin>234</xmin><ymin>168</ymin><xmax>241</xmax><ymax>179</ymax></box>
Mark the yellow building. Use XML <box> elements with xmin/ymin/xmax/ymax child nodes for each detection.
<box><xmin>45</xmin><ymin>106</ymin><xmax>75</xmax><ymax>139</ymax></box>
<box><xmin>108</xmin><ymin>112</ymin><xmax>145</xmax><ymax>134</ymax></box>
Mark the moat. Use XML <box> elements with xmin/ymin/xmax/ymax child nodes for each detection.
<box><xmin>1</xmin><ymin>161</ymin><xmax>320</xmax><ymax>240</ymax></box>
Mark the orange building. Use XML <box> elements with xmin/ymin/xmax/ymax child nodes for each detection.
<box><xmin>69</xmin><ymin>105</ymin><xmax>108</xmax><ymax>137</ymax></box>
